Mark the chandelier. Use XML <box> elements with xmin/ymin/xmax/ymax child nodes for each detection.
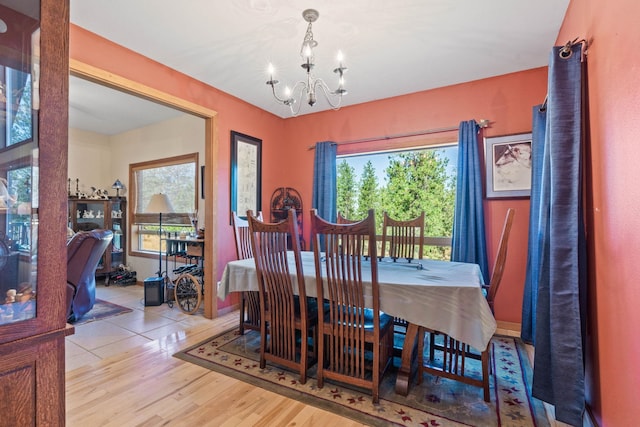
<box><xmin>266</xmin><ymin>9</ymin><xmax>347</xmax><ymax>116</ymax></box>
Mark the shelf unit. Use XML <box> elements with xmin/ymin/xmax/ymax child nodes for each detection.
<box><xmin>68</xmin><ymin>197</ymin><xmax>126</xmax><ymax>277</ymax></box>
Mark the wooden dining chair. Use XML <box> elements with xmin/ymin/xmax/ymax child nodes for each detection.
<box><xmin>418</xmin><ymin>208</ymin><xmax>516</xmax><ymax>402</ymax></box>
<box><xmin>483</xmin><ymin>208</ymin><xmax>515</xmax><ymax>314</ymax></box>
<box><xmin>337</xmin><ymin>211</ymin><xmax>372</xmax><ymax>259</ymax></box>
<box><xmin>247</xmin><ymin>208</ymin><xmax>316</xmax><ymax>384</ymax></box>
<box><xmin>380</xmin><ymin>211</ymin><xmax>425</xmax><ymax>337</ymax></box>
<box><xmin>380</xmin><ymin>211</ymin><xmax>425</xmax><ymax>262</ymax></box>
<box><xmin>232</xmin><ymin>210</ymin><xmax>263</xmax><ymax>335</ymax></box>
<box><xmin>336</xmin><ymin>211</ymin><xmax>357</xmax><ymax>224</ymax></box>
<box><xmin>310</xmin><ymin>209</ymin><xmax>394</xmax><ymax>403</ymax></box>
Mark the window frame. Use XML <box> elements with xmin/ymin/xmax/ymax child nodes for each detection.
<box><xmin>128</xmin><ymin>153</ymin><xmax>199</xmax><ymax>259</ymax></box>
<box><xmin>336</xmin><ymin>141</ymin><xmax>458</xmax><ymax>260</ymax></box>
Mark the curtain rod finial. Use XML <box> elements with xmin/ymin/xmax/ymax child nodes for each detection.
<box><xmin>478</xmin><ymin>119</ymin><xmax>490</xmax><ymax>128</ymax></box>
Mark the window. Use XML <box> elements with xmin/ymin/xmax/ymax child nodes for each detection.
<box><xmin>2</xmin><ymin>67</ymin><xmax>33</xmax><ymax>148</ymax></box>
<box><xmin>4</xmin><ymin>166</ymin><xmax>33</xmax><ymax>251</ymax></box>
<box><xmin>129</xmin><ymin>153</ymin><xmax>199</xmax><ymax>256</ymax></box>
<box><xmin>337</xmin><ymin>145</ymin><xmax>457</xmax><ymax>260</ymax></box>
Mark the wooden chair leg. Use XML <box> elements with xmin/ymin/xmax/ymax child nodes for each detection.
<box><xmin>481</xmin><ymin>347</ymin><xmax>490</xmax><ymax>402</ymax></box>
<box><xmin>239</xmin><ymin>292</ymin><xmax>246</xmax><ymax>335</ymax></box>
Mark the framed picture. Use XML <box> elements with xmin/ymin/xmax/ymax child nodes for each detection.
<box><xmin>230</xmin><ymin>131</ymin><xmax>262</xmax><ymax>223</ymax></box>
<box><xmin>484</xmin><ymin>133</ymin><xmax>532</xmax><ymax>199</ymax></box>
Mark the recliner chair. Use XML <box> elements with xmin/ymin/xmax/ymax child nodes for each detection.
<box><xmin>66</xmin><ymin>229</ymin><xmax>113</xmax><ymax>322</ymax></box>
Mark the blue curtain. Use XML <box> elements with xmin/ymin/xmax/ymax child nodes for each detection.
<box><xmin>451</xmin><ymin>120</ymin><xmax>489</xmax><ymax>283</ymax></box>
<box><xmin>311</xmin><ymin>141</ymin><xmax>337</xmax><ymax>223</ymax></box>
<box><xmin>527</xmin><ymin>43</ymin><xmax>587</xmax><ymax>426</ymax></box>
<box><xmin>520</xmin><ymin>105</ymin><xmax>547</xmax><ymax>343</ymax></box>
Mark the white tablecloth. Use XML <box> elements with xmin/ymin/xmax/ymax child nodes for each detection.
<box><xmin>218</xmin><ymin>251</ymin><xmax>496</xmax><ymax>351</ymax></box>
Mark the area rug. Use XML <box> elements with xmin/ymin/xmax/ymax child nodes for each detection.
<box><xmin>72</xmin><ymin>299</ymin><xmax>133</xmax><ymax>325</ymax></box>
<box><xmin>174</xmin><ymin>329</ymin><xmax>549</xmax><ymax>427</ymax></box>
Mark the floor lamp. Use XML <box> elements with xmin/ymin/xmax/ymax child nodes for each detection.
<box><xmin>146</xmin><ymin>193</ymin><xmax>174</xmax><ymax>277</ymax></box>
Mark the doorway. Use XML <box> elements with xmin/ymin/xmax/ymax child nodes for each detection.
<box><xmin>69</xmin><ymin>60</ymin><xmax>219</xmax><ymax>319</ymax></box>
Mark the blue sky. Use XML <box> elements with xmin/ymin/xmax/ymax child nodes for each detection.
<box><xmin>338</xmin><ymin>146</ymin><xmax>458</xmax><ymax>185</ymax></box>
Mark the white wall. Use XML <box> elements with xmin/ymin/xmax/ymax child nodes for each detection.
<box><xmin>69</xmin><ymin>114</ymin><xmax>205</xmax><ymax>279</ymax></box>
<box><xmin>68</xmin><ymin>128</ymin><xmax>112</xmax><ymax>196</ymax></box>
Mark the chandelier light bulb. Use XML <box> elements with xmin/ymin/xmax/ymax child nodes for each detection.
<box><xmin>337</xmin><ymin>50</ymin><xmax>344</xmax><ymax>63</ymax></box>
<box><xmin>303</xmin><ymin>44</ymin><xmax>312</xmax><ymax>58</ymax></box>
<box><xmin>267</xmin><ymin>63</ymin><xmax>275</xmax><ymax>76</ymax></box>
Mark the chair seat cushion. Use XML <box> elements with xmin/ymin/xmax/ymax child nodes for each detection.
<box><xmin>293</xmin><ymin>296</ymin><xmax>319</xmax><ymax>320</ymax></box>
<box><xmin>324</xmin><ymin>307</ymin><xmax>393</xmax><ymax>331</ymax></box>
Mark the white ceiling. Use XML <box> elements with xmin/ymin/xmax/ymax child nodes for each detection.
<box><xmin>68</xmin><ymin>0</ymin><xmax>570</xmax><ymax>134</ymax></box>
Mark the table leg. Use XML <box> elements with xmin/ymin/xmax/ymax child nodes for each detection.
<box><xmin>395</xmin><ymin>322</ymin><xmax>420</xmax><ymax>396</ymax></box>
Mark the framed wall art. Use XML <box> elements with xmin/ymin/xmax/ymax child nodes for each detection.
<box><xmin>230</xmin><ymin>131</ymin><xmax>262</xmax><ymax>223</ymax></box>
<box><xmin>484</xmin><ymin>133</ymin><xmax>532</xmax><ymax>199</ymax></box>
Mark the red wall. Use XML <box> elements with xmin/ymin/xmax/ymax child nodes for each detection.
<box><xmin>70</xmin><ymin>25</ymin><xmax>285</xmax><ymax>310</ymax></box>
<box><xmin>72</xmin><ymin>4</ymin><xmax>640</xmax><ymax>421</ymax></box>
<box><xmin>69</xmin><ymin>27</ymin><xmax>546</xmax><ymax>324</ymax></box>
<box><xmin>275</xmin><ymin>69</ymin><xmax>547</xmax><ymax>323</ymax></box>
<box><xmin>558</xmin><ymin>0</ymin><xmax>640</xmax><ymax>424</ymax></box>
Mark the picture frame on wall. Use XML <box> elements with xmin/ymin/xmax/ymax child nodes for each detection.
<box><xmin>484</xmin><ymin>133</ymin><xmax>532</xmax><ymax>199</ymax></box>
<box><xmin>230</xmin><ymin>131</ymin><xmax>262</xmax><ymax>224</ymax></box>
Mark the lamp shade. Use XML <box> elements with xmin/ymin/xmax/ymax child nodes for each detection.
<box><xmin>145</xmin><ymin>193</ymin><xmax>174</xmax><ymax>214</ymax></box>
<box><xmin>112</xmin><ymin>179</ymin><xmax>123</xmax><ymax>190</ymax></box>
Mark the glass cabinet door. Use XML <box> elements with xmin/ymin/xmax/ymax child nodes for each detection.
<box><xmin>110</xmin><ymin>199</ymin><xmax>125</xmax><ymax>270</ymax></box>
<box><xmin>0</xmin><ymin>1</ymin><xmax>40</xmax><ymax>325</ymax></box>
<box><xmin>73</xmin><ymin>201</ymin><xmax>107</xmax><ymax>231</ymax></box>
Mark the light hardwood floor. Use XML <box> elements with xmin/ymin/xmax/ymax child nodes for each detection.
<box><xmin>65</xmin><ymin>285</ymin><xmax>364</xmax><ymax>426</ymax></box>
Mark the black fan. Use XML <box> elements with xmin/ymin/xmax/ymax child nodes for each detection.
<box><xmin>270</xmin><ymin>187</ymin><xmax>304</xmax><ymax>250</ymax></box>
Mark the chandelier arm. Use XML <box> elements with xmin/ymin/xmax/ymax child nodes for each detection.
<box><xmin>268</xmin><ymin>82</ymin><xmax>291</xmax><ymax>105</ymax></box>
<box><xmin>313</xmin><ymin>79</ymin><xmax>343</xmax><ymax>110</ymax></box>
<box><xmin>287</xmin><ymin>81</ymin><xmax>308</xmax><ymax>116</ymax></box>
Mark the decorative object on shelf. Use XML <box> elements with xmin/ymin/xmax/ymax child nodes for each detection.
<box><xmin>188</xmin><ymin>210</ymin><xmax>198</xmax><ymax>237</ymax></box>
<box><xmin>270</xmin><ymin>187</ymin><xmax>304</xmax><ymax>249</ymax></box>
<box><xmin>265</xmin><ymin>9</ymin><xmax>348</xmax><ymax>116</ymax></box>
<box><xmin>145</xmin><ymin>193</ymin><xmax>174</xmax><ymax>277</ymax></box>
<box><xmin>89</xmin><ymin>187</ymin><xmax>109</xmax><ymax>199</ymax></box>
<box><xmin>112</xmin><ymin>179</ymin><xmax>123</xmax><ymax>198</ymax></box>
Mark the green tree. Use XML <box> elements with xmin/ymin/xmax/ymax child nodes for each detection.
<box><xmin>356</xmin><ymin>160</ymin><xmax>380</xmax><ymax>223</ymax></box>
<box><xmin>336</xmin><ymin>160</ymin><xmax>357</xmax><ymax>218</ymax></box>
<box><xmin>380</xmin><ymin>150</ymin><xmax>455</xmax><ymax>258</ymax></box>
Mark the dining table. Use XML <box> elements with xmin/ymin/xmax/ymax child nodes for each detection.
<box><xmin>218</xmin><ymin>250</ymin><xmax>496</xmax><ymax>396</ymax></box>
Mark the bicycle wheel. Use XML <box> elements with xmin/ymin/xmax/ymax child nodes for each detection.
<box><xmin>173</xmin><ymin>273</ymin><xmax>201</xmax><ymax>314</ymax></box>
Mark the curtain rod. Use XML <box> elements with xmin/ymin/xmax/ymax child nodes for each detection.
<box><xmin>307</xmin><ymin>119</ymin><xmax>490</xmax><ymax>150</ymax></box>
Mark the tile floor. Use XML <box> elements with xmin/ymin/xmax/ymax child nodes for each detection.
<box><xmin>65</xmin><ymin>283</ymin><xmax>215</xmax><ymax>372</ymax></box>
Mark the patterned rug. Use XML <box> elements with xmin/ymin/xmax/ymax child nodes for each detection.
<box><xmin>174</xmin><ymin>329</ymin><xmax>549</xmax><ymax>427</ymax></box>
<box><xmin>72</xmin><ymin>299</ymin><xmax>133</xmax><ymax>325</ymax></box>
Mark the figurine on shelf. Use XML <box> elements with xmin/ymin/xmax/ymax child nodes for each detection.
<box><xmin>5</xmin><ymin>289</ymin><xmax>16</xmax><ymax>304</ymax></box>
<box><xmin>13</xmin><ymin>283</ymin><xmax>35</xmax><ymax>319</ymax></box>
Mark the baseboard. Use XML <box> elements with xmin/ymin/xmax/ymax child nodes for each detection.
<box><xmin>496</xmin><ymin>320</ymin><xmax>521</xmax><ymax>337</ymax></box>
<box><xmin>217</xmin><ymin>303</ymin><xmax>240</xmax><ymax>317</ymax></box>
